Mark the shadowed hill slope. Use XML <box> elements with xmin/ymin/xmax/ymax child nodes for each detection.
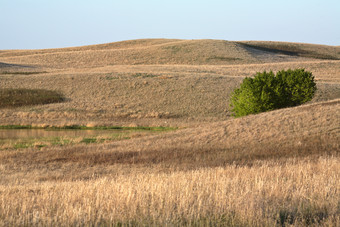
<box><xmin>1</xmin><ymin>39</ymin><xmax>339</xmax><ymax>69</ymax></box>
<box><xmin>239</xmin><ymin>41</ymin><xmax>340</xmax><ymax>60</ymax></box>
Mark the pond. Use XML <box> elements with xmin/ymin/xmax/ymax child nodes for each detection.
<box><xmin>0</xmin><ymin>126</ymin><xmax>175</xmax><ymax>149</ymax></box>
<box><xmin>0</xmin><ymin>129</ymin><xmax>135</xmax><ymax>149</ymax></box>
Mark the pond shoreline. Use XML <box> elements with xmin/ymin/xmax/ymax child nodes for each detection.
<box><xmin>0</xmin><ymin>125</ymin><xmax>177</xmax><ymax>149</ymax></box>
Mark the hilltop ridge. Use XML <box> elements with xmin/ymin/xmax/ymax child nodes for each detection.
<box><xmin>0</xmin><ymin>39</ymin><xmax>339</xmax><ymax>69</ymax></box>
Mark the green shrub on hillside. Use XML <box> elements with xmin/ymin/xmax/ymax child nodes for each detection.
<box><xmin>230</xmin><ymin>69</ymin><xmax>316</xmax><ymax>117</ymax></box>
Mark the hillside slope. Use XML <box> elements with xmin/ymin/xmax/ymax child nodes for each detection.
<box><xmin>0</xmin><ymin>39</ymin><xmax>339</xmax><ymax>226</ymax></box>
<box><xmin>5</xmin><ymin>99</ymin><xmax>339</xmax><ymax>169</ymax></box>
<box><xmin>1</xmin><ymin>100</ymin><xmax>339</xmax><ymax>226</ymax></box>
<box><xmin>0</xmin><ymin>39</ymin><xmax>339</xmax><ymax>126</ymax></box>
<box><xmin>93</xmin><ymin>98</ymin><xmax>340</xmax><ymax>167</ymax></box>
<box><xmin>1</xmin><ymin>39</ymin><xmax>339</xmax><ymax>69</ymax></box>
<box><xmin>239</xmin><ymin>41</ymin><xmax>340</xmax><ymax>60</ymax></box>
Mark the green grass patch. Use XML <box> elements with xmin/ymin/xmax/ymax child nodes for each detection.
<box><xmin>49</xmin><ymin>137</ymin><xmax>71</xmax><ymax>146</ymax></box>
<box><xmin>132</xmin><ymin>73</ymin><xmax>158</xmax><ymax>78</ymax></box>
<box><xmin>81</xmin><ymin>138</ymin><xmax>97</xmax><ymax>144</ymax></box>
<box><xmin>207</xmin><ymin>56</ymin><xmax>242</xmax><ymax>61</ymax></box>
<box><xmin>105</xmin><ymin>76</ymin><xmax>119</xmax><ymax>80</ymax></box>
<box><xmin>162</xmin><ymin>45</ymin><xmax>183</xmax><ymax>53</ymax></box>
<box><xmin>13</xmin><ymin>143</ymin><xmax>31</xmax><ymax>149</ymax></box>
<box><xmin>0</xmin><ymin>88</ymin><xmax>65</xmax><ymax>108</ymax></box>
<box><xmin>5</xmin><ymin>137</ymin><xmax>72</xmax><ymax>150</ymax></box>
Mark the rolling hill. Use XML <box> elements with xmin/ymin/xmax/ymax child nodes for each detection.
<box><xmin>0</xmin><ymin>39</ymin><xmax>339</xmax><ymax>226</ymax></box>
<box><xmin>0</xmin><ymin>39</ymin><xmax>339</xmax><ymax>69</ymax></box>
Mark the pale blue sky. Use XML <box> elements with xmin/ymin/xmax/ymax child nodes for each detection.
<box><xmin>1</xmin><ymin>0</ymin><xmax>339</xmax><ymax>49</ymax></box>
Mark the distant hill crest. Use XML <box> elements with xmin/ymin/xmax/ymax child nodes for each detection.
<box><xmin>0</xmin><ymin>39</ymin><xmax>339</xmax><ymax>69</ymax></box>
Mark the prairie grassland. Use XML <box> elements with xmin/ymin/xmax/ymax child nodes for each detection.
<box><xmin>1</xmin><ymin>39</ymin><xmax>339</xmax><ymax>127</ymax></box>
<box><xmin>0</xmin><ymin>99</ymin><xmax>339</xmax><ymax>226</ymax></box>
<box><xmin>0</xmin><ymin>39</ymin><xmax>339</xmax><ymax>226</ymax></box>
<box><xmin>0</xmin><ymin>39</ymin><xmax>339</xmax><ymax>69</ymax></box>
<box><xmin>0</xmin><ymin>60</ymin><xmax>339</xmax><ymax>127</ymax></box>
<box><xmin>1</xmin><ymin>157</ymin><xmax>339</xmax><ymax>226</ymax></box>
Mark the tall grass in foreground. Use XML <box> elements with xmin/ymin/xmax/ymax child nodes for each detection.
<box><xmin>0</xmin><ymin>157</ymin><xmax>339</xmax><ymax>226</ymax></box>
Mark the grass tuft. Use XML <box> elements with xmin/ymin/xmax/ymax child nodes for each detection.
<box><xmin>132</xmin><ymin>73</ymin><xmax>158</xmax><ymax>78</ymax></box>
<box><xmin>207</xmin><ymin>56</ymin><xmax>242</xmax><ymax>61</ymax></box>
<box><xmin>81</xmin><ymin>138</ymin><xmax>97</xmax><ymax>144</ymax></box>
<box><xmin>276</xmin><ymin>204</ymin><xmax>329</xmax><ymax>226</ymax></box>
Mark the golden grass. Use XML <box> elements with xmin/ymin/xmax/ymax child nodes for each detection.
<box><xmin>0</xmin><ymin>39</ymin><xmax>339</xmax><ymax>226</ymax></box>
<box><xmin>1</xmin><ymin>39</ymin><xmax>339</xmax><ymax>128</ymax></box>
<box><xmin>1</xmin><ymin>157</ymin><xmax>339</xmax><ymax>226</ymax></box>
<box><xmin>1</xmin><ymin>39</ymin><xmax>339</xmax><ymax>69</ymax></box>
<box><xmin>0</xmin><ymin>61</ymin><xmax>339</xmax><ymax>127</ymax></box>
<box><xmin>0</xmin><ymin>100</ymin><xmax>338</xmax><ymax>225</ymax></box>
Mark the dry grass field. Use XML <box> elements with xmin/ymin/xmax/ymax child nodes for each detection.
<box><xmin>0</xmin><ymin>39</ymin><xmax>339</xmax><ymax>226</ymax></box>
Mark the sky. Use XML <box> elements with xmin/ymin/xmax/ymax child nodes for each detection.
<box><xmin>0</xmin><ymin>0</ymin><xmax>339</xmax><ymax>49</ymax></box>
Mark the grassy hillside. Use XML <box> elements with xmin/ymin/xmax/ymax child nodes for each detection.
<box><xmin>238</xmin><ymin>41</ymin><xmax>340</xmax><ymax>60</ymax></box>
<box><xmin>0</xmin><ymin>60</ymin><xmax>339</xmax><ymax>127</ymax></box>
<box><xmin>3</xmin><ymin>99</ymin><xmax>338</xmax><ymax>167</ymax></box>
<box><xmin>1</xmin><ymin>99</ymin><xmax>339</xmax><ymax>226</ymax></box>
<box><xmin>1</xmin><ymin>39</ymin><xmax>339</xmax><ymax>69</ymax></box>
<box><xmin>0</xmin><ymin>39</ymin><xmax>339</xmax><ymax>226</ymax></box>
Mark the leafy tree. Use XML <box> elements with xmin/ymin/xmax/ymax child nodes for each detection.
<box><xmin>230</xmin><ymin>69</ymin><xmax>316</xmax><ymax>117</ymax></box>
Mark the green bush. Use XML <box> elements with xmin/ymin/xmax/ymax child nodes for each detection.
<box><xmin>230</xmin><ymin>69</ymin><xmax>316</xmax><ymax>117</ymax></box>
